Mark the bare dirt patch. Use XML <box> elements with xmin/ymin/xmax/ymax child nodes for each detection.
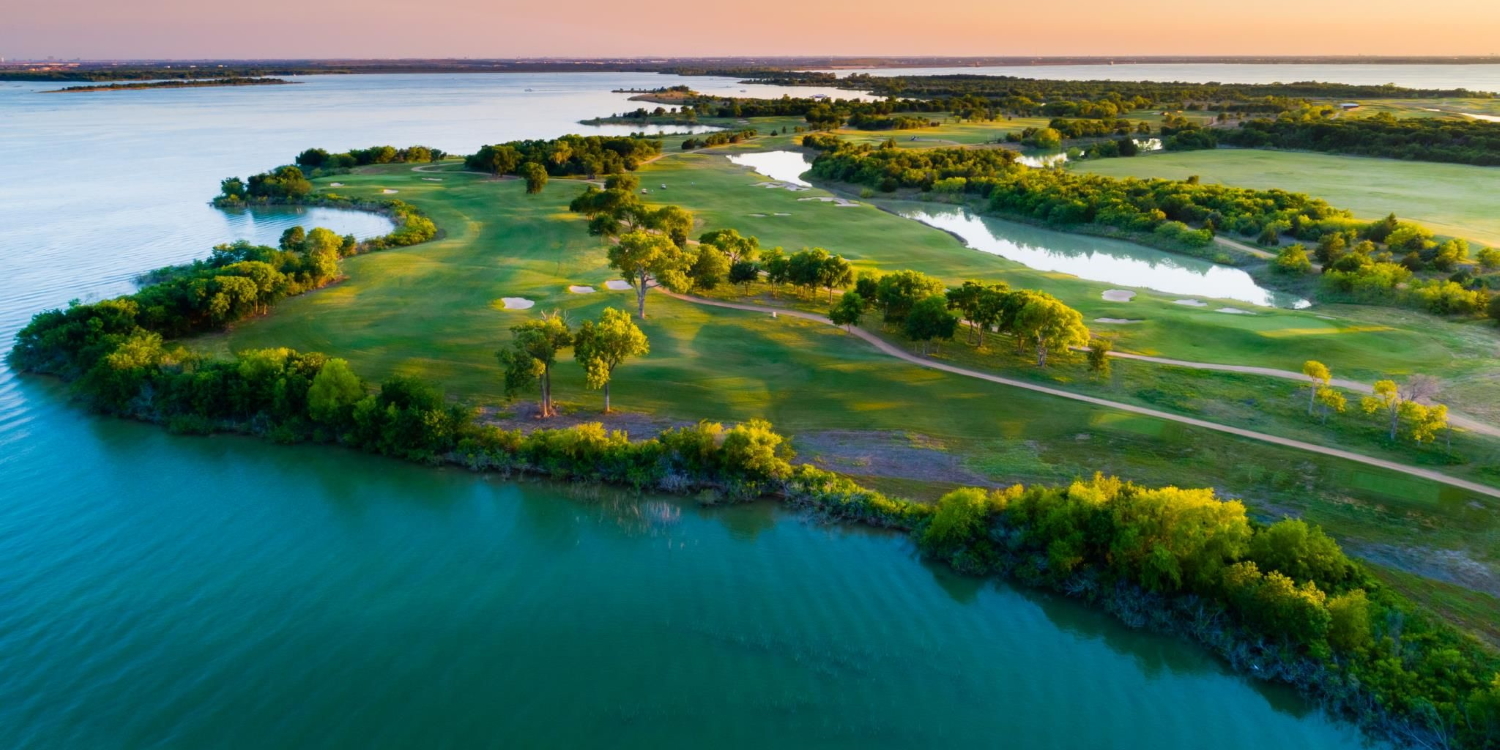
<box><xmin>794</xmin><ymin>430</ymin><xmax>998</xmax><ymax>485</ymax></box>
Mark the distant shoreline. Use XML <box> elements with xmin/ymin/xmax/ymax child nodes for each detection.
<box><xmin>42</xmin><ymin>77</ymin><xmax>295</xmax><ymax>93</ymax></box>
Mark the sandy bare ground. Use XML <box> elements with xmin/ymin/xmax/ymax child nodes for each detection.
<box><xmin>658</xmin><ymin>288</ymin><xmax>1500</xmax><ymax>499</ymax></box>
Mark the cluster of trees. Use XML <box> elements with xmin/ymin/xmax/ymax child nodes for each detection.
<box><xmin>1299</xmin><ymin>362</ymin><xmax>1451</xmax><ymax>442</ymax></box>
<box><xmin>496</xmin><ymin>308</ymin><xmax>650</xmax><ymax>417</ymax></box>
<box><xmin>294</xmin><ymin>145</ymin><xmax>446</xmax><ymax>172</ymax></box>
<box><xmin>1044</xmin><ymin>117</ymin><xmax>1146</xmax><ymax>139</ymax></box>
<box><xmin>1285</xmin><ymin>222</ymin><xmax>1496</xmax><ymax>316</ymax></box>
<box><xmin>916</xmin><ymin>474</ymin><xmax>1500</xmax><ymax>748</ymax></box>
<box><xmin>465</xmin><ymin>135</ymin><xmax>662</xmax><ymax>178</ymax></box>
<box><xmin>1220</xmin><ymin>111</ymin><xmax>1500</xmax><ymax>166</ymax></box>
<box><xmin>680</xmin><ymin>128</ymin><xmax>757</xmax><ymax>150</ymax></box>
<box><xmin>847</xmin><ymin>113</ymin><xmax>936</xmax><ymax>130</ymax></box>
<box><xmin>50</xmin><ymin>78</ymin><xmax>291</xmax><ymax>93</ymax></box>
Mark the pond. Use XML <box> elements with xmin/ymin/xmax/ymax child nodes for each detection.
<box><xmin>726</xmin><ymin>150</ymin><xmax>813</xmax><ymax>186</ymax></box>
<box><xmin>901</xmin><ymin>205</ymin><xmax>1311</xmax><ymax>308</ymax></box>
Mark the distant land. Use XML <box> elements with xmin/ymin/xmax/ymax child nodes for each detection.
<box><xmin>4</xmin><ymin>56</ymin><xmax>1500</xmax><ymax>82</ymax></box>
<box><xmin>43</xmin><ymin>77</ymin><xmax>293</xmax><ymax>93</ymax></box>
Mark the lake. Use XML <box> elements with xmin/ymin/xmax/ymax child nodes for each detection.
<box><xmin>0</xmin><ymin>72</ymin><xmax>1368</xmax><ymax>747</ymax></box>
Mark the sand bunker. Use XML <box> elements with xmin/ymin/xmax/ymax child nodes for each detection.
<box><xmin>568</xmin><ymin>285</ymin><xmax>596</xmax><ymax>294</ymax></box>
<box><xmin>1101</xmin><ymin>290</ymin><xmax>1135</xmax><ymax>302</ymax></box>
<box><xmin>421</xmin><ymin>177</ymin><xmax>442</xmax><ymax>182</ymax></box>
<box><xmin>756</xmin><ymin>181</ymin><xmax>810</xmax><ymax>193</ymax></box>
<box><xmin>1216</xmin><ymin>307</ymin><xmax>1255</xmax><ymax>315</ymax></box>
<box><xmin>773</xmin><ymin>212</ymin><xmax>791</xmax><ymax>216</ymax></box>
<box><xmin>498</xmin><ymin>297</ymin><xmax>534</xmax><ymax>310</ymax></box>
<box><xmin>604</xmin><ymin>280</ymin><xmax>633</xmax><ymax>291</ymax></box>
<box><xmin>1094</xmin><ymin>318</ymin><xmax>1144</xmax><ymax>324</ymax></box>
<box><xmin>797</xmin><ymin>196</ymin><xmax>860</xmax><ymax>207</ymax></box>
<box><xmin>749</xmin><ymin>213</ymin><xmax>766</xmax><ymax>217</ymax></box>
<box><xmin>1173</xmin><ymin>299</ymin><xmax>1208</xmax><ymax>307</ymax></box>
<box><xmin>328</xmin><ymin>182</ymin><xmax>344</xmax><ymax>187</ymax></box>
<box><xmin>381</xmin><ymin>189</ymin><xmax>399</xmax><ymax>194</ymax></box>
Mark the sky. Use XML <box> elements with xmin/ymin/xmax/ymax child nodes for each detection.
<box><xmin>4</xmin><ymin>0</ymin><xmax>1499</xmax><ymax>60</ymax></box>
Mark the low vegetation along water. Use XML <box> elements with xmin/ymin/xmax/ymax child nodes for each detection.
<box><xmin>0</xmin><ymin>73</ymin><xmax>1415</xmax><ymax>746</ymax></box>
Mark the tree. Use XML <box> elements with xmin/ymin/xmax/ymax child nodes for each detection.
<box><xmin>520</xmin><ymin>162</ymin><xmax>548</xmax><ymax>194</ymax></box>
<box><xmin>648</xmin><ymin>205</ymin><xmax>694</xmax><ymax>247</ymax></box>
<box><xmin>875</xmin><ymin>270</ymin><xmax>946</xmax><ymax>323</ymax></box>
<box><xmin>1014</xmin><ymin>298</ymin><xmax>1089</xmax><ymax>367</ymax></box>
<box><xmin>496</xmin><ymin>311</ymin><xmax>572</xmax><ymax>417</ymax></box>
<box><xmin>1086</xmin><ymin>337</ymin><xmax>1112</xmax><ymax>378</ymax></box>
<box><xmin>469</xmin><ymin>144</ymin><xmax>520</xmax><ymax>176</ymax></box>
<box><xmin>688</xmin><ymin>244</ymin><xmax>729</xmax><ymax>291</ymax></box>
<box><xmin>728</xmin><ymin>260</ymin><xmax>760</xmax><ymax>292</ymax></box>
<box><xmin>1314</xmin><ymin>387</ymin><xmax>1346</xmax><ymax>424</ymax></box>
<box><xmin>1402</xmin><ymin>401</ymin><xmax>1449</xmax><ymax>444</ymax></box>
<box><xmin>608</xmin><ymin>231</ymin><xmax>693</xmax><ymax>318</ymax></box>
<box><xmin>1477</xmin><ymin>247</ymin><xmax>1500</xmax><ymax>271</ymax></box>
<box><xmin>787</xmin><ymin>247</ymin><xmax>831</xmax><ymax>298</ymax></box>
<box><xmin>573</xmin><ymin>308</ymin><xmax>649</xmax><ymax>413</ymax></box>
<box><xmin>1302</xmin><ymin>361</ymin><xmax>1331</xmax><ymax>416</ymax></box>
<box><xmin>760</xmin><ymin>247</ymin><xmax>790</xmax><ymax>291</ymax></box>
<box><xmin>699</xmin><ymin>228</ymin><xmax>760</xmax><ymax>263</ymax></box>
<box><xmin>1489</xmin><ymin>293</ymin><xmax>1500</xmax><ymax>326</ymax></box>
<box><xmin>1273</xmin><ymin>244</ymin><xmax>1314</xmax><ymax>274</ymax></box>
<box><xmin>279</xmin><ymin>226</ymin><xmax>306</xmax><ymax>251</ymax></box>
<box><xmin>307</xmin><ymin>358</ymin><xmax>365</xmax><ymax>426</ymax></box>
<box><xmin>829</xmin><ymin>292</ymin><xmax>865</xmax><ymax>331</ymax></box>
<box><xmin>903</xmin><ymin>295</ymin><xmax>959</xmax><ymax>355</ymax></box>
<box><xmin>945</xmin><ymin>280</ymin><xmax>1009</xmax><ymax>346</ymax></box>
<box><xmin>853</xmin><ymin>271</ymin><xmax>879</xmax><ymax>303</ymax></box>
<box><xmin>1361</xmin><ymin>379</ymin><xmax>1403</xmax><ymax>441</ymax></box>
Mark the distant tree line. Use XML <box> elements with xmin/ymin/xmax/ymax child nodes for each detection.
<box><xmin>46</xmin><ymin>77</ymin><xmax>292</xmax><ymax>93</ymax></box>
<box><xmin>1218</xmin><ymin>110</ymin><xmax>1500</xmax><ymax>166</ymax></box>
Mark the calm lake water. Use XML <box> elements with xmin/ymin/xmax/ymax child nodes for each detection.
<box><xmin>821</xmin><ymin>63</ymin><xmax>1500</xmax><ymax>93</ymax></box>
<box><xmin>0</xmin><ymin>73</ymin><xmax>1368</xmax><ymax>747</ymax></box>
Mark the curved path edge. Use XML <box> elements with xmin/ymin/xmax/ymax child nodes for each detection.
<box><xmin>658</xmin><ymin>289</ymin><xmax>1500</xmax><ymax>501</ymax></box>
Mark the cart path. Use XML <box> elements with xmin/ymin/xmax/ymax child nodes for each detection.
<box><xmin>658</xmin><ymin>289</ymin><xmax>1500</xmax><ymax>500</ymax></box>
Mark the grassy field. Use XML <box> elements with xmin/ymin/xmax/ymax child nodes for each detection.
<box><xmin>1075</xmin><ymin>148</ymin><xmax>1500</xmax><ymax>247</ymax></box>
<box><xmin>202</xmin><ymin>155</ymin><xmax>1500</xmax><ymax>605</ymax></box>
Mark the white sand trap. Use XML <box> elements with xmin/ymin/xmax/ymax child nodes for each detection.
<box><xmin>797</xmin><ymin>196</ymin><xmax>860</xmax><ymax>207</ymax></box>
<box><xmin>421</xmin><ymin>177</ymin><xmax>442</xmax><ymax>182</ymax></box>
<box><xmin>1216</xmin><ymin>307</ymin><xmax>1255</xmax><ymax>315</ymax></box>
<box><xmin>499</xmin><ymin>297</ymin><xmax>534</xmax><ymax>310</ymax></box>
<box><xmin>604</xmin><ymin>280</ymin><xmax>633</xmax><ymax>291</ymax></box>
<box><xmin>749</xmin><ymin>213</ymin><xmax>766</xmax><ymax>217</ymax></box>
<box><xmin>1173</xmin><ymin>299</ymin><xmax>1208</xmax><ymax>307</ymax></box>
<box><xmin>381</xmin><ymin>189</ymin><xmax>399</xmax><ymax>194</ymax></box>
<box><xmin>328</xmin><ymin>182</ymin><xmax>344</xmax><ymax>187</ymax></box>
<box><xmin>568</xmin><ymin>285</ymin><xmax>596</xmax><ymax>294</ymax></box>
<box><xmin>773</xmin><ymin>212</ymin><xmax>791</xmax><ymax>216</ymax></box>
<box><xmin>756</xmin><ymin>181</ymin><xmax>810</xmax><ymax>193</ymax></box>
<box><xmin>1101</xmin><ymin>290</ymin><xmax>1135</xmax><ymax>302</ymax></box>
<box><xmin>1095</xmin><ymin>318</ymin><xmax>1144</xmax><ymax>324</ymax></box>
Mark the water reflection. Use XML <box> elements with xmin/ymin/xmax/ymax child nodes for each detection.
<box><xmin>725</xmin><ymin>150</ymin><xmax>812</xmax><ymax>186</ymax></box>
<box><xmin>1016</xmin><ymin>138</ymin><xmax>1161</xmax><ymax>168</ymax></box>
<box><xmin>903</xmin><ymin>205</ymin><xmax>1310</xmax><ymax>308</ymax></box>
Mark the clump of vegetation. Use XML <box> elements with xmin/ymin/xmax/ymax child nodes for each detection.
<box><xmin>464</xmin><ymin>134</ymin><xmax>661</xmax><ymax>177</ymax></box>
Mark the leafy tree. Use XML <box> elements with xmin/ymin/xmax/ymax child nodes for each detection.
<box><xmin>1314</xmin><ymin>387</ymin><xmax>1346</xmax><ymax>424</ymax></box>
<box><xmin>853</xmin><ymin>271</ymin><xmax>879</xmax><ymax>303</ymax></box>
<box><xmin>1326</xmin><ymin>590</ymin><xmax>1372</xmax><ymax>652</ymax></box>
<box><xmin>1360</xmin><ymin>379</ymin><xmax>1404</xmax><ymax>441</ymax></box>
<box><xmin>469</xmin><ymin>144</ymin><xmax>520</xmax><ymax>176</ymax></box>
<box><xmin>688</xmin><ymin>244</ymin><xmax>729</xmax><ymax>291</ymax></box>
<box><xmin>520</xmin><ymin>162</ymin><xmax>548</xmax><ymax>194</ymax></box>
<box><xmin>1273</xmin><ymin>244</ymin><xmax>1314</xmax><ymax>274</ymax></box>
<box><xmin>760</xmin><ymin>247</ymin><xmax>791</xmax><ymax>291</ymax></box>
<box><xmin>698</xmin><ymin>228</ymin><xmax>760</xmax><ymax>263</ymax></box>
<box><xmin>829</xmin><ymin>292</ymin><xmax>865</xmax><ymax>331</ymax></box>
<box><xmin>816</xmin><ymin>254</ymin><xmax>854</xmax><ymax>301</ymax></box>
<box><xmin>307</xmin><ymin>358</ymin><xmax>365</xmax><ymax>426</ymax></box>
<box><xmin>1302</xmin><ymin>360</ymin><xmax>1331</xmax><ymax>415</ymax></box>
<box><xmin>496</xmin><ymin>311</ymin><xmax>572</xmax><ymax>417</ymax></box>
<box><xmin>1248</xmin><ymin>518</ymin><xmax>1352</xmax><ymax>591</ymax></box>
<box><xmin>573</xmin><ymin>308</ymin><xmax>649</xmax><ymax>413</ymax></box>
<box><xmin>1014</xmin><ymin>297</ymin><xmax>1089</xmax><ymax>367</ymax></box>
<box><xmin>279</xmin><ymin>226</ymin><xmax>307</xmax><ymax>252</ymax></box>
<box><xmin>648</xmin><ymin>205</ymin><xmax>695</xmax><ymax>247</ymax></box>
<box><xmin>875</xmin><ymin>270</ymin><xmax>946</xmax><ymax>323</ymax></box>
<box><xmin>1086</xmin><ymin>337</ymin><xmax>1112</xmax><ymax>378</ymax></box>
<box><xmin>727</xmin><ymin>260</ymin><xmax>760</xmax><ymax>292</ymax></box>
<box><xmin>945</xmin><ymin>280</ymin><xmax>1008</xmax><ymax>346</ymax></box>
<box><xmin>1477</xmin><ymin>247</ymin><xmax>1500</xmax><ymax>270</ymax></box>
<box><xmin>608</xmin><ymin>231</ymin><xmax>693</xmax><ymax>318</ymax></box>
<box><xmin>903</xmin><ymin>295</ymin><xmax>959</xmax><ymax>355</ymax></box>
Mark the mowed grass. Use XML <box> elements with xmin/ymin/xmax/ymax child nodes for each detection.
<box><xmin>638</xmin><ymin>150</ymin><xmax>1498</xmax><ymax>387</ymax></box>
<box><xmin>1075</xmin><ymin>148</ymin><xmax>1500</xmax><ymax>247</ymax></box>
<box><xmin>207</xmin><ymin>159</ymin><xmax>1500</xmax><ymax>584</ymax></box>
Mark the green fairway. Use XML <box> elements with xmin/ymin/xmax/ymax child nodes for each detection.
<box><xmin>1075</xmin><ymin>148</ymin><xmax>1500</xmax><ymax>247</ymax></box>
<box><xmin>206</xmin><ymin>157</ymin><xmax>1500</xmax><ymax>588</ymax></box>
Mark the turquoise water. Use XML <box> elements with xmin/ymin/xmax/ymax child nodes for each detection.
<box><xmin>0</xmin><ymin>73</ymin><xmax>1374</xmax><ymax>748</ymax></box>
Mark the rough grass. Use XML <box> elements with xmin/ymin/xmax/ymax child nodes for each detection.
<box><xmin>1074</xmin><ymin>148</ymin><xmax>1500</xmax><ymax>247</ymax></box>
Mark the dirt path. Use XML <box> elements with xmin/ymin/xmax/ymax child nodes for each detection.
<box><xmin>1102</xmin><ymin>350</ymin><xmax>1500</xmax><ymax>439</ymax></box>
<box><xmin>659</xmin><ymin>289</ymin><xmax>1500</xmax><ymax>500</ymax></box>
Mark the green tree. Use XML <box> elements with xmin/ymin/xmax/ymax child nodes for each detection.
<box><xmin>496</xmin><ymin>311</ymin><xmax>572</xmax><ymax>417</ymax></box>
<box><xmin>1314</xmin><ymin>387</ymin><xmax>1346</xmax><ymax>424</ymax></box>
<box><xmin>698</xmin><ymin>228</ymin><xmax>760</xmax><ymax>263</ymax></box>
<box><xmin>1249</xmin><ymin>518</ymin><xmax>1352</xmax><ymax>591</ymax></box>
<box><xmin>875</xmin><ymin>270</ymin><xmax>946</xmax><ymax>323</ymax></box>
<box><xmin>816</xmin><ymin>254</ymin><xmax>854</xmax><ymax>301</ymax></box>
<box><xmin>608</xmin><ymin>231</ymin><xmax>694</xmax><ymax>318</ymax></box>
<box><xmin>307</xmin><ymin>358</ymin><xmax>365</xmax><ymax>426</ymax></box>
<box><xmin>1086</xmin><ymin>337</ymin><xmax>1112</xmax><ymax>378</ymax></box>
<box><xmin>1302</xmin><ymin>360</ymin><xmax>1331</xmax><ymax>416</ymax></box>
<box><xmin>727</xmin><ymin>260</ymin><xmax>760</xmax><ymax>292</ymax></box>
<box><xmin>1327</xmin><ymin>589</ymin><xmax>1372</xmax><ymax>652</ymax></box>
<box><xmin>1014</xmin><ymin>298</ymin><xmax>1089</xmax><ymax>367</ymax></box>
<box><xmin>520</xmin><ymin>162</ymin><xmax>548</xmax><ymax>194</ymax></box>
<box><xmin>1273</xmin><ymin>244</ymin><xmax>1314</xmax><ymax>274</ymax></box>
<box><xmin>1488</xmin><ymin>293</ymin><xmax>1500</xmax><ymax>326</ymax></box>
<box><xmin>573</xmin><ymin>308</ymin><xmax>649</xmax><ymax>413</ymax></box>
<box><xmin>688</xmin><ymin>245</ymin><xmax>729</xmax><ymax>291</ymax></box>
<box><xmin>829</xmin><ymin>291</ymin><xmax>865</xmax><ymax>331</ymax></box>
<box><xmin>945</xmin><ymin>280</ymin><xmax>1009</xmax><ymax>346</ymax></box>
<box><xmin>648</xmin><ymin>205</ymin><xmax>695</xmax><ymax>247</ymax></box>
<box><xmin>1360</xmin><ymin>379</ymin><xmax>1403</xmax><ymax>441</ymax></box>
<box><xmin>904</xmin><ymin>295</ymin><xmax>959</xmax><ymax>355</ymax></box>
<box><xmin>760</xmin><ymin>247</ymin><xmax>791</xmax><ymax>291</ymax></box>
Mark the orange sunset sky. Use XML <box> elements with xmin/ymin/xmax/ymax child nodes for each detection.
<box><xmin>3</xmin><ymin>0</ymin><xmax>1498</xmax><ymax>59</ymax></box>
